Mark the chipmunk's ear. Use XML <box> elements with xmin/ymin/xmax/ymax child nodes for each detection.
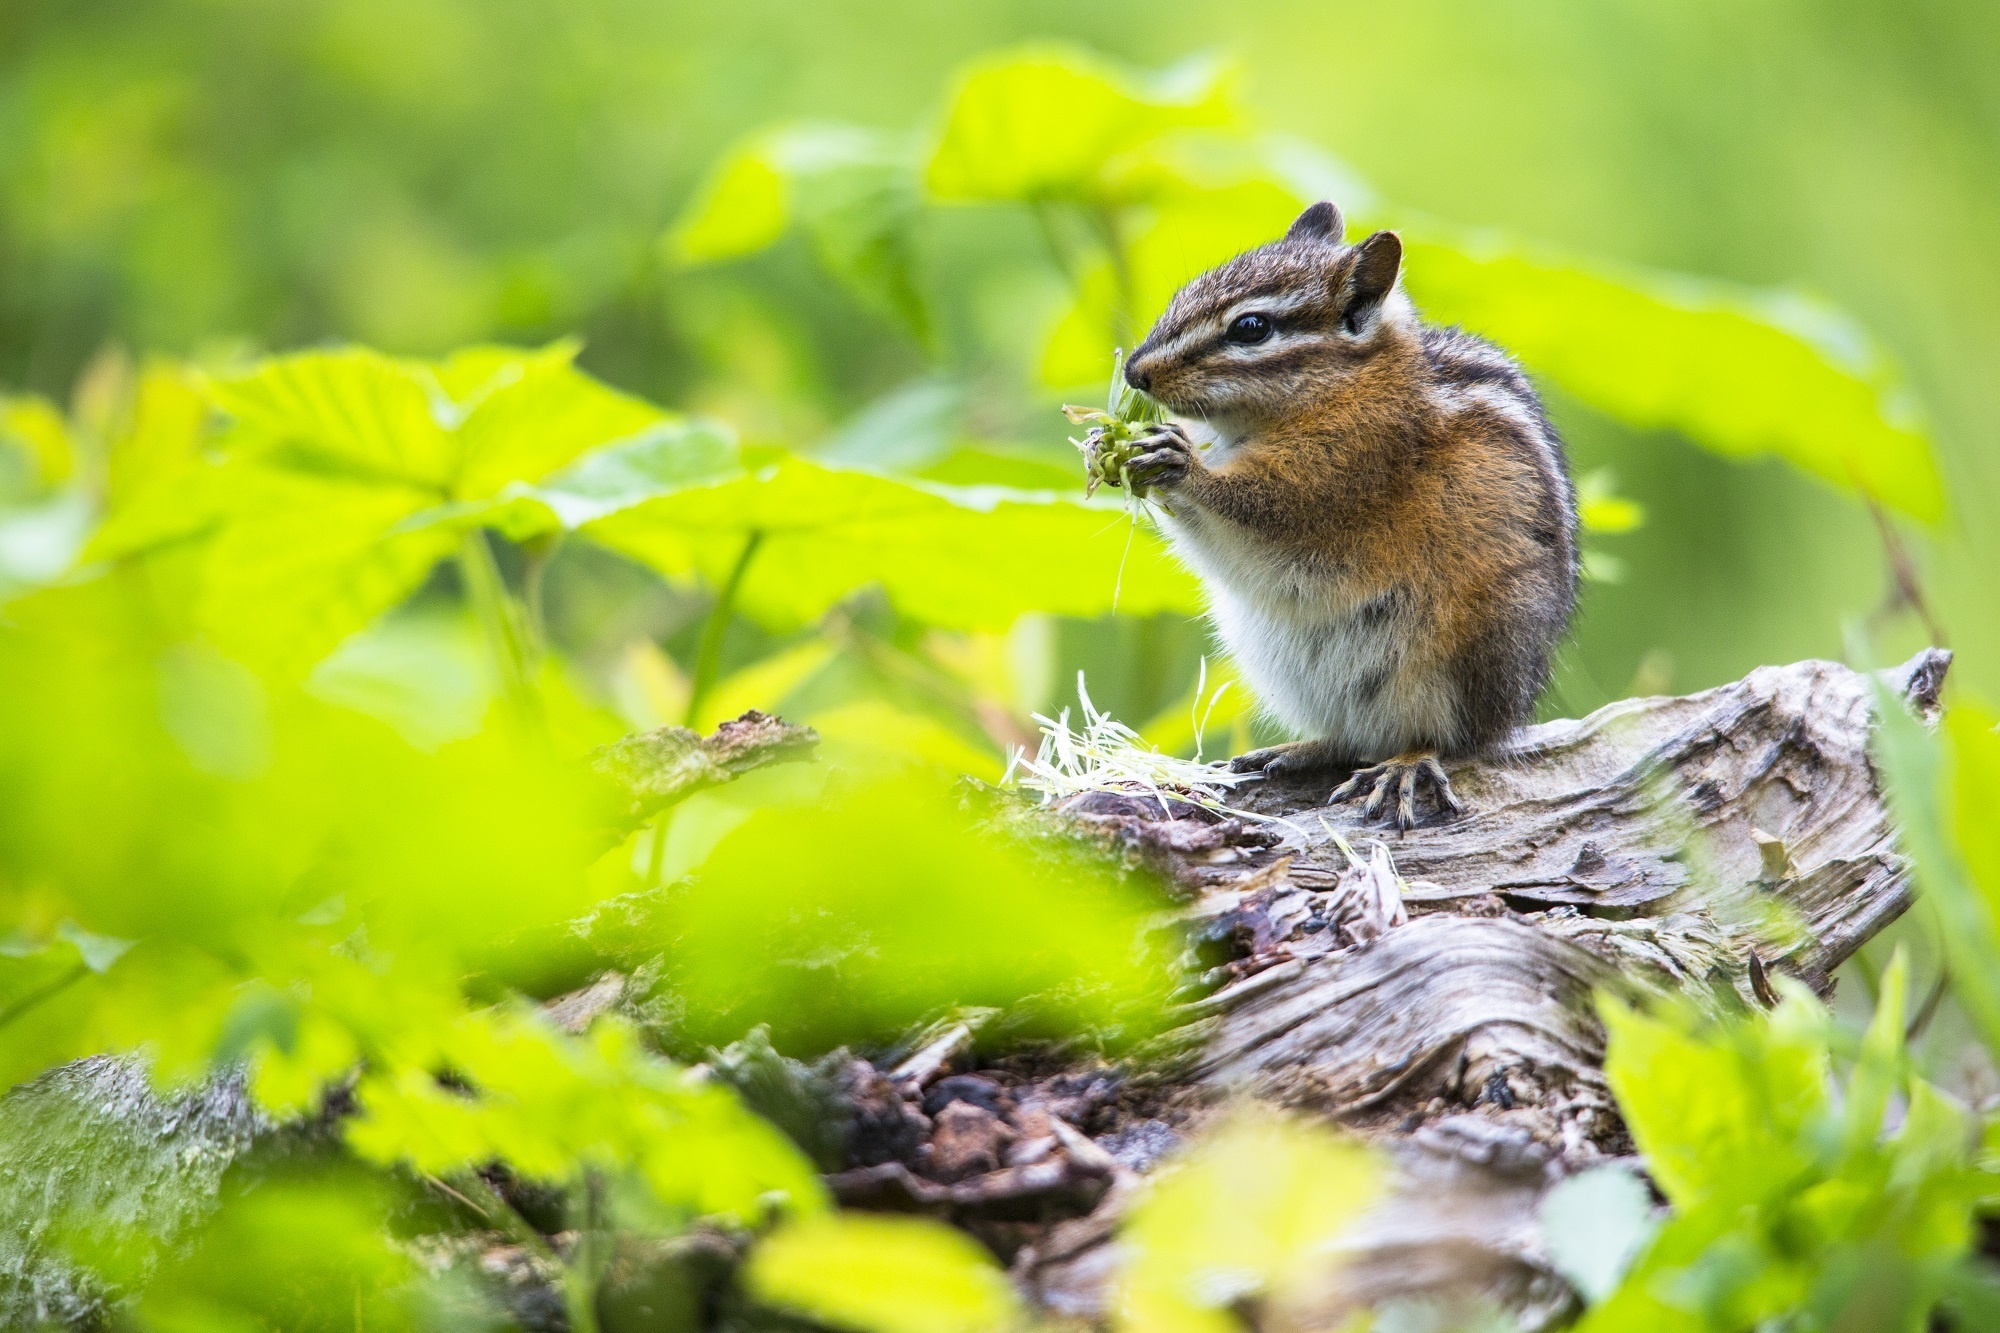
<box><xmin>1341</xmin><ymin>230</ymin><xmax>1402</xmax><ymax>334</ymax></box>
<box><xmin>1287</xmin><ymin>201</ymin><xmax>1344</xmax><ymax>245</ymax></box>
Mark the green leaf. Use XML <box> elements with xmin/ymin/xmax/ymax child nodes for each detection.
<box><xmin>0</xmin><ymin>394</ymin><xmax>75</xmax><ymax>491</ymax></box>
<box><xmin>193</xmin><ymin>465</ymin><xmax>462</xmax><ymax>675</ymax></box>
<box><xmin>1599</xmin><ymin>992</ymin><xmax>1828</xmax><ymax>1209</ymax></box>
<box><xmin>346</xmin><ymin>1009</ymin><xmax>825</xmax><ymax>1225</ymax></box>
<box><xmin>1401</xmin><ymin>231</ymin><xmax>1943</xmax><ymax>522</ymax></box>
<box><xmin>672</xmin><ymin>125</ymin><xmax>931</xmax><ymax>342</ymax></box>
<box><xmin>447</xmin><ymin>343</ymin><xmax>672</xmax><ymax>497</ymax></box>
<box><xmin>1843</xmin><ymin>946</ymin><xmax>1908</xmax><ymax>1157</ymax></box>
<box><xmin>394</xmin><ymin>416</ymin><xmax>744</xmax><ymax>544</ymax></box>
<box><xmin>581</xmin><ymin>455</ymin><xmax>1202</xmax><ymax>632</ymax></box>
<box><xmin>51</xmin><ymin>922</ymin><xmax>134</xmax><ymax>975</ymax></box>
<box><xmin>657</xmin><ymin>767</ymin><xmax>1175</xmax><ymax>1051</ymax></box>
<box><xmin>203</xmin><ymin>346</ymin><xmax>457</xmax><ymax>490</ymax></box>
<box><xmin>90</xmin><ymin>346</ymin><xmax>729</xmax><ymax>677</ymax></box>
<box><xmin>1540</xmin><ymin>1165</ymin><xmax>1658</xmax><ymax>1306</ymax></box>
<box><xmin>1874</xmin><ymin>692</ymin><xmax>2000</xmax><ymax>1062</ymax></box>
<box><xmin>134</xmin><ymin>1170</ymin><xmax>431</xmax><ymax>1332</ymax></box>
<box><xmin>925</xmin><ymin>47</ymin><xmax>1237</xmax><ymax>204</ymax></box>
<box><xmin>1040</xmin><ymin>178</ymin><xmax>1304</xmax><ymax>386</ymax></box>
<box><xmin>747</xmin><ymin>1212</ymin><xmax>1027</xmax><ymax>1333</ymax></box>
<box><xmin>671</xmin><ymin>141</ymin><xmax>791</xmax><ymax>263</ymax></box>
<box><xmin>1114</xmin><ymin>1109</ymin><xmax>1379</xmax><ymax>1332</ymax></box>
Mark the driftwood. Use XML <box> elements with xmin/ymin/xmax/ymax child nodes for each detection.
<box><xmin>1012</xmin><ymin>649</ymin><xmax>1947</xmax><ymax>1325</ymax></box>
<box><xmin>0</xmin><ymin>653</ymin><xmax>1944</xmax><ymax>1328</ymax></box>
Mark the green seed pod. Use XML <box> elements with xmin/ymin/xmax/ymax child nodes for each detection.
<box><xmin>1063</xmin><ymin>350</ymin><xmax>1166</xmax><ymax>499</ymax></box>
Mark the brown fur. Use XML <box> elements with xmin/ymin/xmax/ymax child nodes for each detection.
<box><xmin>1121</xmin><ymin>202</ymin><xmax>1577</xmax><ymax>773</ymax></box>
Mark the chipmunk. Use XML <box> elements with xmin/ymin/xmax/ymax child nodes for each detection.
<box><xmin>1114</xmin><ymin>201</ymin><xmax>1578</xmax><ymax>828</ymax></box>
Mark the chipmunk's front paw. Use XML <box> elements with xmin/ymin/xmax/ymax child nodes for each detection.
<box><xmin>1123</xmin><ymin>424</ymin><xmax>1194</xmax><ymax>488</ymax></box>
<box><xmin>1329</xmin><ymin>751</ymin><xmax>1465</xmax><ymax>830</ymax></box>
<box><xmin>1229</xmin><ymin>738</ymin><xmax>1352</xmax><ymax>780</ymax></box>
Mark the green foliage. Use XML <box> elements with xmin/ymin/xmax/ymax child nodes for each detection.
<box><xmin>673</xmin><ymin>125</ymin><xmax>932</xmax><ymax>344</ymax></box>
<box><xmin>346</xmin><ymin>1009</ymin><xmax>826</xmax><ymax>1225</ymax></box>
<box><xmin>1580</xmin><ymin>956</ymin><xmax>1988</xmax><ymax>1331</ymax></box>
<box><xmin>653</xmin><ymin>767</ymin><xmax>1175</xmax><ymax>1050</ymax></box>
<box><xmin>0</xmin><ymin>21</ymin><xmax>1982</xmax><ymax>1330</ymax></box>
<box><xmin>130</xmin><ymin>1170</ymin><xmax>439</xmax><ymax>1333</ymax></box>
<box><xmin>1113</xmin><ymin>1109</ymin><xmax>1380</xmax><ymax>1332</ymax></box>
<box><xmin>1874</xmin><ymin>694</ymin><xmax>2000</xmax><ymax>1061</ymax></box>
<box><xmin>746</xmin><ymin>1212</ymin><xmax>1029</xmax><ymax>1333</ymax></box>
<box><xmin>0</xmin><ymin>324</ymin><xmax>1194</xmax><ymax>1321</ymax></box>
<box><xmin>1401</xmin><ymin>234</ymin><xmax>1944</xmax><ymax>522</ymax></box>
<box><xmin>583</xmin><ymin>454</ymin><xmax>1199</xmax><ymax>633</ymax></box>
<box><xmin>91</xmin><ymin>344</ymin><xmax>730</xmax><ymax>676</ymax></box>
<box><xmin>683</xmin><ymin>44</ymin><xmax>1940</xmax><ymax>523</ymax></box>
<box><xmin>924</xmin><ymin>47</ymin><xmax>1237</xmax><ymax>205</ymax></box>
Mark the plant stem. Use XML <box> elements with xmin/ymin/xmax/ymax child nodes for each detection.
<box><xmin>564</xmin><ymin>1172</ymin><xmax>608</xmax><ymax>1333</ymax></box>
<box><xmin>521</xmin><ymin>533</ymin><xmax>560</xmax><ymax>663</ymax></box>
<box><xmin>458</xmin><ymin>528</ymin><xmax>543</xmax><ymax>735</ymax></box>
<box><xmin>451</xmin><ymin>1174</ymin><xmax>601</xmax><ymax>1333</ymax></box>
<box><xmin>1088</xmin><ymin>202</ymin><xmax>1137</xmax><ymax>350</ymax></box>
<box><xmin>1032</xmin><ymin>199</ymin><xmax>1085</xmax><ymax>296</ymax></box>
<box><xmin>0</xmin><ymin>963</ymin><xmax>87</xmax><ymax>1031</ymax></box>
<box><xmin>683</xmin><ymin>529</ymin><xmax>764</xmax><ymax>728</ymax></box>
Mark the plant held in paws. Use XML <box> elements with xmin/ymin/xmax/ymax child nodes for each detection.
<box><xmin>1063</xmin><ymin>349</ymin><xmax>1172</xmax><ymax>504</ymax></box>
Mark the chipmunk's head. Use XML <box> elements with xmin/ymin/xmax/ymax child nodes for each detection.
<box><xmin>1124</xmin><ymin>202</ymin><xmax>1412</xmax><ymax>428</ymax></box>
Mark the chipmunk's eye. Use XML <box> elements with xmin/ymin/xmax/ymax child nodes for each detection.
<box><xmin>1225</xmin><ymin>312</ymin><xmax>1273</xmax><ymax>345</ymax></box>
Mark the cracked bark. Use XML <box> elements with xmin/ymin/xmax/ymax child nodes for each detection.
<box><xmin>1013</xmin><ymin>649</ymin><xmax>1948</xmax><ymax>1326</ymax></box>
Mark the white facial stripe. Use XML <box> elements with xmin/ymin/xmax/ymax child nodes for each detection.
<box><xmin>1216</xmin><ymin>327</ymin><xmax>1321</xmax><ymax>358</ymax></box>
<box><xmin>1219</xmin><ymin>289</ymin><xmax>1321</xmax><ymax>327</ymax></box>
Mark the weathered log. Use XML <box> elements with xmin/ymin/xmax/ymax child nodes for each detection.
<box><xmin>1015</xmin><ymin>650</ymin><xmax>1947</xmax><ymax>1323</ymax></box>
<box><xmin>0</xmin><ymin>656</ymin><xmax>1941</xmax><ymax>1328</ymax></box>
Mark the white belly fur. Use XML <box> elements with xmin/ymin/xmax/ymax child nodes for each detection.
<box><xmin>1160</xmin><ymin>506</ymin><xmax>1460</xmax><ymax>760</ymax></box>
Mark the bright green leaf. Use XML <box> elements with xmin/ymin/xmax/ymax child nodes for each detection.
<box><xmin>89</xmin><ymin>346</ymin><xmax>730</xmax><ymax>677</ymax></box>
<box><xmin>581</xmin><ymin>455</ymin><xmax>1202</xmax><ymax>632</ymax></box>
<box><xmin>203</xmin><ymin>346</ymin><xmax>456</xmax><ymax>490</ymax></box>
<box><xmin>926</xmin><ymin>47</ymin><xmax>1237</xmax><ymax>204</ymax></box>
<box><xmin>1874</xmin><ymin>693</ymin><xmax>2000</xmax><ymax>1062</ymax></box>
<box><xmin>1402</xmin><ymin>231</ymin><xmax>1943</xmax><ymax>522</ymax></box>
<box><xmin>135</xmin><ymin>1171</ymin><xmax>429</xmax><ymax>1333</ymax></box>
<box><xmin>747</xmin><ymin>1212</ymin><xmax>1026</xmax><ymax>1333</ymax></box>
<box><xmin>0</xmin><ymin>395</ymin><xmax>75</xmax><ymax>490</ymax></box>
<box><xmin>1114</xmin><ymin>1109</ymin><xmax>1379</xmax><ymax>1333</ymax></box>
<box><xmin>671</xmin><ymin>142</ymin><xmax>792</xmax><ymax>264</ymax></box>
<box><xmin>449</xmin><ymin>343</ymin><xmax>673</xmax><ymax>497</ymax></box>
<box><xmin>1599</xmin><ymin>992</ymin><xmax>1827</xmax><ymax>1209</ymax></box>
<box><xmin>193</xmin><ymin>467</ymin><xmax>461</xmax><ymax>675</ymax></box>
<box><xmin>347</xmin><ymin>1009</ymin><xmax>825</xmax><ymax>1225</ymax></box>
<box><xmin>672</xmin><ymin>125</ymin><xmax>932</xmax><ymax>341</ymax></box>
<box><xmin>657</xmin><ymin>767</ymin><xmax>1174</xmax><ymax>1050</ymax></box>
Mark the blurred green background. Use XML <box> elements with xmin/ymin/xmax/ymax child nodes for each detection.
<box><xmin>3</xmin><ymin>0</ymin><xmax>1991</xmax><ymax>724</ymax></box>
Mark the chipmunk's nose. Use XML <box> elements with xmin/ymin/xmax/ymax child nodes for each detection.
<box><xmin>1124</xmin><ymin>358</ymin><xmax>1153</xmax><ymax>392</ymax></box>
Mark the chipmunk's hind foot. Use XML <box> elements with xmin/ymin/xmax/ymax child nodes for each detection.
<box><xmin>1228</xmin><ymin>738</ymin><xmax>1354</xmax><ymax>780</ymax></box>
<box><xmin>1330</xmin><ymin>751</ymin><xmax>1465</xmax><ymax>830</ymax></box>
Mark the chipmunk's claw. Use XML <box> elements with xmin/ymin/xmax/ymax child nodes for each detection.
<box><xmin>1329</xmin><ymin>752</ymin><xmax>1463</xmax><ymax>830</ymax></box>
<box><xmin>1123</xmin><ymin>428</ymin><xmax>1192</xmax><ymax>488</ymax></box>
<box><xmin>1229</xmin><ymin>738</ymin><xmax>1352</xmax><ymax>779</ymax></box>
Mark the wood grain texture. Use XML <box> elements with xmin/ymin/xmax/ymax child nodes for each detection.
<box><xmin>1017</xmin><ymin>649</ymin><xmax>1946</xmax><ymax>1324</ymax></box>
